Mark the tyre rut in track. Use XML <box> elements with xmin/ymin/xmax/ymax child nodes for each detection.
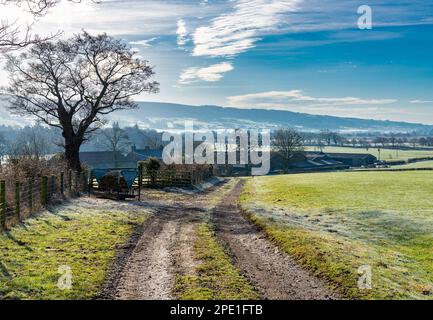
<box><xmin>113</xmin><ymin>206</ymin><xmax>202</xmax><ymax>300</ymax></box>
<box><xmin>212</xmin><ymin>180</ymin><xmax>338</xmax><ymax>300</ymax></box>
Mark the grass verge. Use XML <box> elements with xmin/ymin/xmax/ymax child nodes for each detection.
<box><xmin>0</xmin><ymin>199</ymin><xmax>149</xmax><ymax>300</ymax></box>
<box><xmin>175</xmin><ymin>223</ymin><xmax>259</xmax><ymax>300</ymax></box>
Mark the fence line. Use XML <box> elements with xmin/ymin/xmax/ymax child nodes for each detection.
<box><xmin>0</xmin><ymin>170</ymin><xmax>88</xmax><ymax>230</ymax></box>
<box><xmin>136</xmin><ymin>166</ymin><xmax>213</xmax><ymax>188</ymax></box>
<box><xmin>1</xmin><ymin>166</ymin><xmax>214</xmax><ymax>230</ymax></box>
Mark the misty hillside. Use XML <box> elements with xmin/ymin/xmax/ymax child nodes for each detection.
<box><xmin>112</xmin><ymin>102</ymin><xmax>433</xmax><ymax>133</ymax></box>
<box><xmin>2</xmin><ymin>98</ymin><xmax>433</xmax><ymax>133</ymax></box>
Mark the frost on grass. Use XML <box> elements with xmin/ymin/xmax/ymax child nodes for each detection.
<box><xmin>0</xmin><ymin>198</ymin><xmax>151</xmax><ymax>300</ymax></box>
<box><xmin>241</xmin><ymin>172</ymin><xmax>433</xmax><ymax>299</ymax></box>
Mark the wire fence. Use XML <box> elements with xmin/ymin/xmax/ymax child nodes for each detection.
<box><xmin>0</xmin><ymin>166</ymin><xmax>214</xmax><ymax>230</ymax></box>
<box><xmin>0</xmin><ymin>170</ymin><xmax>88</xmax><ymax>230</ymax></box>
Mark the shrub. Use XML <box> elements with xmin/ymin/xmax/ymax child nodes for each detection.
<box><xmin>143</xmin><ymin>157</ymin><xmax>161</xmax><ymax>186</ymax></box>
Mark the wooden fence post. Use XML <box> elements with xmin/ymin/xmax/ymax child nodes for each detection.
<box><xmin>15</xmin><ymin>181</ymin><xmax>21</xmax><ymax>220</ymax></box>
<box><xmin>28</xmin><ymin>177</ymin><xmax>33</xmax><ymax>213</ymax></box>
<box><xmin>81</xmin><ymin>172</ymin><xmax>86</xmax><ymax>192</ymax></box>
<box><xmin>68</xmin><ymin>170</ymin><xmax>72</xmax><ymax>193</ymax></box>
<box><xmin>60</xmin><ymin>172</ymin><xmax>64</xmax><ymax>195</ymax></box>
<box><xmin>51</xmin><ymin>175</ymin><xmax>56</xmax><ymax>196</ymax></box>
<box><xmin>0</xmin><ymin>181</ymin><xmax>6</xmax><ymax>229</ymax></box>
<box><xmin>75</xmin><ymin>171</ymin><xmax>80</xmax><ymax>193</ymax></box>
<box><xmin>41</xmin><ymin>176</ymin><xmax>48</xmax><ymax>207</ymax></box>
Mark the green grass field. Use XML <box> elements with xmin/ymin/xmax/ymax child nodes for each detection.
<box><xmin>390</xmin><ymin>161</ymin><xmax>433</xmax><ymax>169</ymax></box>
<box><xmin>306</xmin><ymin>146</ymin><xmax>433</xmax><ymax>162</ymax></box>
<box><xmin>0</xmin><ymin>199</ymin><xmax>149</xmax><ymax>299</ymax></box>
<box><xmin>241</xmin><ymin>171</ymin><xmax>433</xmax><ymax>299</ymax></box>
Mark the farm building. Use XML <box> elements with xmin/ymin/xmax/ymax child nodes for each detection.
<box><xmin>319</xmin><ymin>152</ymin><xmax>377</xmax><ymax>167</ymax></box>
<box><xmin>270</xmin><ymin>152</ymin><xmax>349</xmax><ymax>173</ymax></box>
<box><xmin>125</xmin><ymin>145</ymin><xmax>163</xmax><ymax>162</ymax></box>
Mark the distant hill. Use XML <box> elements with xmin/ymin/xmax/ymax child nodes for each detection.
<box><xmin>111</xmin><ymin>102</ymin><xmax>433</xmax><ymax>133</ymax></box>
<box><xmin>2</xmin><ymin>98</ymin><xmax>433</xmax><ymax>133</ymax></box>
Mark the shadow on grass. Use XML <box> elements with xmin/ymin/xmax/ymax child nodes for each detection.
<box><xmin>5</xmin><ymin>231</ymin><xmax>33</xmax><ymax>252</ymax></box>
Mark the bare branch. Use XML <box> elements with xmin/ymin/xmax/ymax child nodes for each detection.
<box><xmin>0</xmin><ymin>0</ymin><xmax>100</xmax><ymax>52</ymax></box>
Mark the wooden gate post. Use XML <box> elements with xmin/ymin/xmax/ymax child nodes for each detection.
<box><xmin>0</xmin><ymin>180</ymin><xmax>6</xmax><ymax>229</ymax></box>
<box><xmin>138</xmin><ymin>164</ymin><xmax>143</xmax><ymax>201</ymax></box>
<box><xmin>15</xmin><ymin>181</ymin><xmax>21</xmax><ymax>220</ymax></box>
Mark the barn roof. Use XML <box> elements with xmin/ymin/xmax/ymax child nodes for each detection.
<box><xmin>80</xmin><ymin>151</ymin><xmax>126</xmax><ymax>163</ymax></box>
<box><xmin>304</xmin><ymin>151</ymin><xmax>376</xmax><ymax>160</ymax></box>
<box><xmin>325</xmin><ymin>152</ymin><xmax>377</xmax><ymax>160</ymax></box>
<box><xmin>125</xmin><ymin>148</ymin><xmax>163</xmax><ymax>161</ymax></box>
<box><xmin>80</xmin><ymin>151</ymin><xmax>135</xmax><ymax>169</ymax></box>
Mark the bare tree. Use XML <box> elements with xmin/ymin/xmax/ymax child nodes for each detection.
<box><xmin>101</xmin><ymin>122</ymin><xmax>130</xmax><ymax>166</ymax></box>
<box><xmin>272</xmin><ymin>128</ymin><xmax>304</xmax><ymax>173</ymax></box>
<box><xmin>5</xmin><ymin>31</ymin><xmax>159</xmax><ymax>171</ymax></box>
<box><xmin>7</xmin><ymin>126</ymin><xmax>50</xmax><ymax>160</ymax></box>
<box><xmin>2</xmin><ymin>0</ymin><xmax>59</xmax><ymax>16</ymax></box>
<box><xmin>0</xmin><ymin>0</ymin><xmax>97</xmax><ymax>53</ymax></box>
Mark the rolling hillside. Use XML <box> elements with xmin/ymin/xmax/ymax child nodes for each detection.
<box><xmin>1</xmin><ymin>98</ymin><xmax>433</xmax><ymax>133</ymax></box>
<box><xmin>114</xmin><ymin>102</ymin><xmax>433</xmax><ymax>133</ymax></box>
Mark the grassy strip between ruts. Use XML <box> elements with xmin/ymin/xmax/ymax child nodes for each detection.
<box><xmin>0</xmin><ymin>199</ymin><xmax>149</xmax><ymax>300</ymax></box>
<box><xmin>175</xmin><ymin>223</ymin><xmax>259</xmax><ymax>300</ymax></box>
<box><xmin>240</xmin><ymin>173</ymin><xmax>433</xmax><ymax>300</ymax></box>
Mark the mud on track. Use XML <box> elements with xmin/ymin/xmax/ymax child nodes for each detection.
<box><xmin>104</xmin><ymin>179</ymin><xmax>337</xmax><ymax>300</ymax></box>
<box><xmin>212</xmin><ymin>180</ymin><xmax>337</xmax><ymax>300</ymax></box>
<box><xmin>113</xmin><ymin>207</ymin><xmax>201</xmax><ymax>300</ymax></box>
<box><xmin>105</xmin><ymin>182</ymin><xmax>226</xmax><ymax>300</ymax></box>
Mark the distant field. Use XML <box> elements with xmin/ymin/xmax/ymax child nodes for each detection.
<box><xmin>390</xmin><ymin>161</ymin><xmax>433</xmax><ymax>169</ymax></box>
<box><xmin>306</xmin><ymin>146</ymin><xmax>433</xmax><ymax>162</ymax></box>
<box><xmin>241</xmin><ymin>171</ymin><xmax>433</xmax><ymax>299</ymax></box>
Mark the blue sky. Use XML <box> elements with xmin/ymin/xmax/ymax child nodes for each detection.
<box><xmin>2</xmin><ymin>0</ymin><xmax>433</xmax><ymax>124</ymax></box>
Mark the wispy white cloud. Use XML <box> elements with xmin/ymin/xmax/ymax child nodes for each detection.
<box><xmin>410</xmin><ymin>100</ymin><xmax>433</xmax><ymax>104</ymax></box>
<box><xmin>179</xmin><ymin>0</ymin><xmax>301</xmax><ymax>85</ymax></box>
<box><xmin>27</xmin><ymin>0</ymin><xmax>219</xmax><ymax>37</ymax></box>
<box><xmin>192</xmin><ymin>0</ymin><xmax>301</xmax><ymax>57</ymax></box>
<box><xmin>176</xmin><ymin>19</ymin><xmax>188</xmax><ymax>46</ymax></box>
<box><xmin>225</xmin><ymin>90</ymin><xmax>409</xmax><ymax>121</ymax></box>
<box><xmin>227</xmin><ymin>90</ymin><xmax>398</xmax><ymax>109</ymax></box>
<box><xmin>179</xmin><ymin>62</ymin><xmax>234</xmax><ymax>84</ymax></box>
<box><xmin>129</xmin><ymin>37</ymin><xmax>158</xmax><ymax>47</ymax></box>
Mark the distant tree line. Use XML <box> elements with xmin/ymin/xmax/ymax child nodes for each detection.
<box><xmin>302</xmin><ymin>130</ymin><xmax>433</xmax><ymax>149</ymax></box>
<box><xmin>0</xmin><ymin>123</ymin><xmax>164</xmax><ymax>165</ymax></box>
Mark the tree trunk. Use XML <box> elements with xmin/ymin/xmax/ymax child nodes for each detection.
<box><xmin>65</xmin><ymin>142</ymin><xmax>82</xmax><ymax>172</ymax></box>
